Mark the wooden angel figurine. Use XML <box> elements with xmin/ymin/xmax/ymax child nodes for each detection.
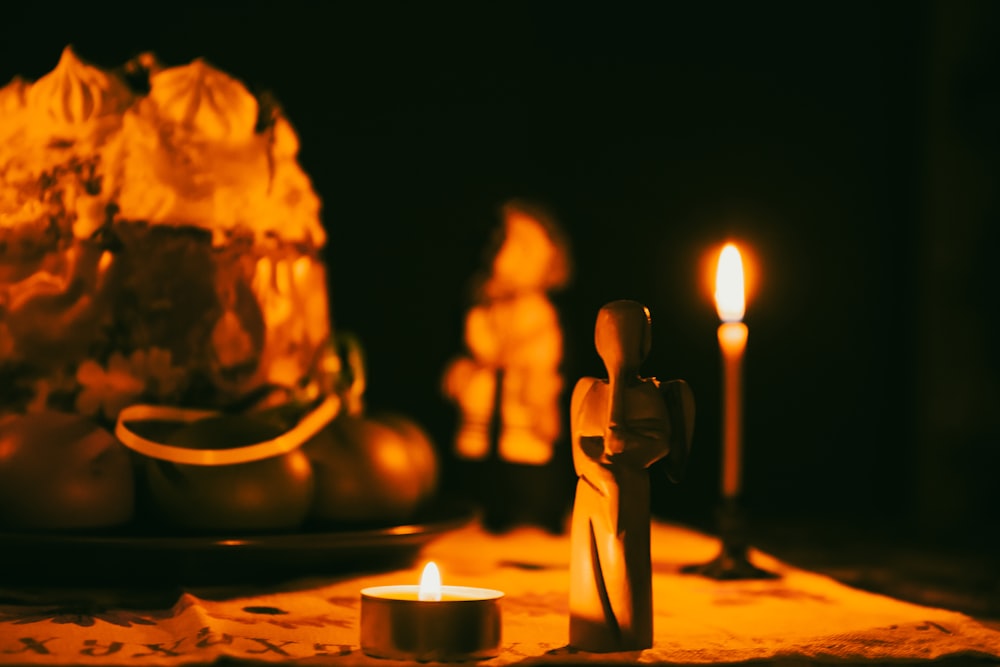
<box><xmin>569</xmin><ymin>300</ymin><xmax>694</xmax><ymax>652</ymax></box>
<box><xmin>442</xmin><ymin>201</ymin><xmax>570</xmax><ymax>466</ymax></box>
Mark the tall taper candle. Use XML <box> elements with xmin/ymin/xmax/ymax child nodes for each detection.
<box><xmin>714</xmin><ymin>244</ymin><xmax>747</xmax><ymax>499</ymax></box>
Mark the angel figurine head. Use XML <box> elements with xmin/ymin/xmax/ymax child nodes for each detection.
<box><xmin>595</xmin><ymin>300</ymin><xmax>652</xmax><ymax>382</ymax></box>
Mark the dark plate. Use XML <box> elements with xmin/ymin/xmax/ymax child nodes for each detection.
<box><xmin>0</xmin><ymin>499</ymin><xmax>476</xmax><ymax>587</ymax></box>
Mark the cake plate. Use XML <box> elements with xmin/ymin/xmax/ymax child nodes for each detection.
<box><xmin>0</xmin><ymin>499</ymin><xmax>475</xmax><ymax>587</ymax></box>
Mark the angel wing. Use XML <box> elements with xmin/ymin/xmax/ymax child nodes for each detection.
<box><xmin>659</xmin><ymin>379</ymin><xmax>695</xmax><ymax>483</ymax></box>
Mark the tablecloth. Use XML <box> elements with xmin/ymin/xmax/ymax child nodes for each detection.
<box><xmin>0</xmin><ymin>520</ymin><xmax>998</xmax><ymax>665</ymax></box>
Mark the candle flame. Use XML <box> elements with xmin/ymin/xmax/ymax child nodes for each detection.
<box><xmin>418</xmin><ymin>561</ymin><xmax>442</xmax><ymax>601</ymax></box>
<box><xmin>715</xmin><ymin>243</ymin><xmax>746</xmax><ymax>322</ymax></box>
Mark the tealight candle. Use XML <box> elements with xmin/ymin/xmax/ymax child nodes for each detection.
<box><xmin>360</xmin><ymin>562</ymin><xmax>503</xmax><ymax>662</ymax></box>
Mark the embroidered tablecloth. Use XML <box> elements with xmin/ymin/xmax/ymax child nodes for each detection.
<box><xmin>0</xmin><ymin>521</ymin><xmax>998</xmax><ymax>664</ymax></box>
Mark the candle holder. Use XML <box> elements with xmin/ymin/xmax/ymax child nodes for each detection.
<box><xmin>360</xmin><ymin>582</ymin><xmax>503</xmax><ymax>661</ymax></box>
<box><xmin>685</xmin><ymin>244</ymin><xmax>778</xmax><ymax>581</ymax></box>
<box><xmin>680</xmin><ymin>497</ymin><xmax>778</xmax><ymax>580</ymax></box>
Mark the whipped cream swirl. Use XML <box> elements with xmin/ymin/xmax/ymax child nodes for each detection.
<box><xmin>26</xmin><ymin>46</ymin><xmax>130</xmax><ymax>129</ymax></box>
<box><xmin>0</xmin><ymin>48</ymin><xmax>325</xmax><ymax>247</ymax></box>
<box><xmin>149</xmin><ymin>59</ymin><xmax>258</xmax><ymax>143</ymax></box>
<box><xmin>0</xmin><ymin>77</ymin><xmax>27</xmax><ymax>116</ymax></box>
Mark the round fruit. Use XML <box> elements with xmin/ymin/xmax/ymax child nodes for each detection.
<box><xmin>304</xmin><ymin>414</ymin><xmax>431</xmax><ymax>524</ymax></box>
<box><xmin>372</xmin><ymin>411</ymin><xmax>439</xmax><ymax>499</ymax></box>
<box><xmin>144</xmin><ymin>415</ymin><xmax>314</xmax><ymax>532</ymax></box>
<box><xmin>0</xmin><ymin>411</ymin><xmax>134</xmax><ymax>530</ymax></box>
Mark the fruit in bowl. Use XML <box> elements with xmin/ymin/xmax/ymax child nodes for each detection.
<box><xmin>302</xmin><ymin>333</ymin><xmax>439</xmax><ymax>525</ymax></box>
<box><xmin>372</xmin><ymin>411</ymin><xmax>439</xmax><ymax>501</ymax></box>
<box><xmin>139</xmin><ymin>414</ymin><xmax>316</xmax><ymax>533</ymax></box>
<box><xmin>0</xmin><ymin>412</ymin><xmax>134</xmax><ymax>530</ymax></box>
<box><xmin>304</xmin><ymin>411</ymin><xmax>439</xmax><ymax>525</ymax></box>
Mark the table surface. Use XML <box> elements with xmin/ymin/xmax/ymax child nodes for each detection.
<box><xmin>0</xmin><ymin>513</ymin><xmax>997</xmax><ymax>667</ymax></box>
<box><xmin>733</xmin><ymin>514</ymin><xmax>1000</xmax><ymax>620</ymax></box>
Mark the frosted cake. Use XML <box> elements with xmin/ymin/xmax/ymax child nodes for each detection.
<box><xmin>0</xmin><ymin>47</ymin><xmax>335</xmax><ymax>530</ymax></box>
<box><xmin>0</xmin><ymin>46</ymin><xmax>330</xmax><ymax>421</ymax></box>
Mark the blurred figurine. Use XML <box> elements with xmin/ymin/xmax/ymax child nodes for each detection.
<box><xmin>568</xmin><ymin>300</ymin><xmax>694</xmax><ymax>652</ymax></box>
<box><xmin>442</xmin><ymin>200</ymin><xmax>570</xmax><ymax>530</ymax></box>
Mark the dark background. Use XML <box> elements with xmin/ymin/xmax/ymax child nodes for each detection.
<box><xmin>2</xmin><ymin>2</ymin><xmax>997</xmax><ymax>551</ymax></box>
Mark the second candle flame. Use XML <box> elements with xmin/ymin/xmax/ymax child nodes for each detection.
<box><xmin>715</xmin><ymin>244</ymin><xmax>746</xmax><ymax>322</ymax></box>
<box><xmin>418</xmin><ymin>561</ymin><xmax>443</xmax><ymax>601</ymax></box>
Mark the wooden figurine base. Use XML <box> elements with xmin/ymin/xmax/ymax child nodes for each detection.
<box><xmin>681</xmin><ymin>498</ymin><xmax>779</xmax><ymax>581</ymax></box>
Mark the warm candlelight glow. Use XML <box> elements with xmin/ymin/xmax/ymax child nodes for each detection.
<box><xmin>418</xmin><ymin>562</ymin><xmax>443</xmax><ymax>601</ymax></box>
<box><xmin>715</xmin><ymin>244</ymin><xmax>746</xmax><ymax>322</ymax></box>
<box><xmin>713</xmin><ymin>242</ymin><xmax>750</xmax><ymax>500</ymax></box>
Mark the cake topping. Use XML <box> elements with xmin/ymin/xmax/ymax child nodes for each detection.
<box><xmin>0</xmin><ymin>78</ymin><xmax>27</xmax><ymax>149</ymax></box>
<box><xmin>148</xmin><ymin>59</ymin><xmax>258</xmax><ymax>143</ymax></box>
<box><xmin>272</xmin><ymin>116</ymin><xmax>300</xmax><ymax>157</ymax></box>
<box><xmin>26</xmin><ymin>46</ymin><xmax>130</xmax><ymax>130</ymax></box>
<box><xmin>0</xmin><ymin>77</ymin><xmax>27</xmax><ymax>116</ymax></box>
<box><xmin>1</xmin><ymin>47</ymin><xmax>325</xmax><ymax>247</ymax></box>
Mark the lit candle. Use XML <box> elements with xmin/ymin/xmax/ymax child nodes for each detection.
<box><xmin>360</xmin><ymin>562</ymin><xmax>504</xmax><ymax>661</ymax></box>
<box><xmin>715</xmin><ymin>244</ymin><xmax>748</xmax><ymax>500</ymax></box>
